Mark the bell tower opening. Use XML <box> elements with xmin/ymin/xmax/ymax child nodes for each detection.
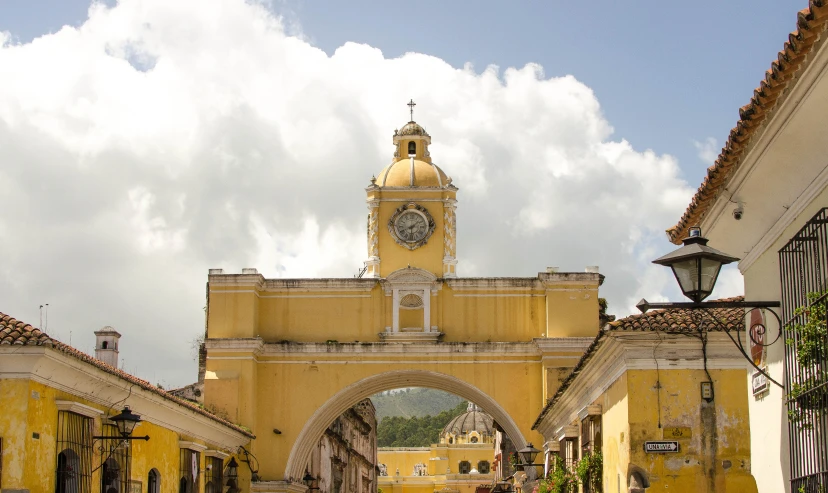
<box><xmin>408</xmin><ymin>141</ymin><xmax>416</xmax><ymax>156</ymax></box>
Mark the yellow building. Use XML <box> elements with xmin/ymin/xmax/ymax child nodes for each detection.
<box><xmin>377</xmin><ymin>403</ymin><xmax>496</xmax><ymax>493</ymax></box>
<box><xmin>0</xmin><ymin>312</ymin><xmax>252</xmax><ymax>493</ymax></box>
<box><xmin>531</xmin><ymin>302</ymin><xmax>756</xmax><ymax>493</ymax></box>
<box><xmin>202</xmin><ymin>114</ymin><xmax>605</xmax><ymax>493</ymax></box>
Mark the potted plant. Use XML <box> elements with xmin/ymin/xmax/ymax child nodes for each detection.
<box><xmin>537</xmin><ymin>456</ymin><xmax>577</xmax><ymax>493</ymax></box>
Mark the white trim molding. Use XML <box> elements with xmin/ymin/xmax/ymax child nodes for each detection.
<box><xmin>55</xmin><ymin>400</ymin><xmax>103</xmax><ymax>418</ymax></box>
<box><xmin>180</xmin><ymin>440</ymin><xmax>209</xmax><ymax>452</ymax></box>
<box><xmin>205</xmin><ymin>449</ymin><xmax>230</xmax><ymax>459</ymax></box>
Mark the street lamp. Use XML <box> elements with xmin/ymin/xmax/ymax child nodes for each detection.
<box><xmin>652</xmin><ymin>227</ymin><xmax>738</xmax><ymax>303</ymax></box>
<box><xmin>303</xmin><ymin>471</ymin><xmax>320</xmax><ymax>491</ymax></box>
<box><xmin>517</xmin><ymin>443</ymin><xmax>541</xmax><ymax>470</ymax></box>
<box><xmin>638</xmin><ymin>227</ymin><xmax>783</xmax><ymax>389</ymax></box>
<box><xmin>226</xmin><ymin>457</ymin><xmax>240</xmax><ymax>493</ymax></box>
<box><xmin>93</xmin><ymin>406</ymin><xmax>150</xmax><ymax>441</ymax></box>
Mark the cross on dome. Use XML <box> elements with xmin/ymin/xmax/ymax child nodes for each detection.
<box><xmin>407</xmin><ymin>99</ymin><xmax>416</xmax><ymax>122</ymax></box>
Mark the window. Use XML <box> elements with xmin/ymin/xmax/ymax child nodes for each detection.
<box><xmin>179</xmin><ymin>449</ymin><xmax>200</xmax><ymax>493</ymax></box>
<box><xmin>147</xmin><ymin>469</ymin><xmax>160</xmax><ymax>493</ymax></box>
<box><xmin>100</xmin><ymin>424</ymin><xmax>130</xmax><ymax>493</ymax></box>
<box><xmin>204</xmin><ymin>456</ymin><xmax>224</xmax><ymax>493</ymax></box>
<box><xmin>458</xmin><ymin>461</ymin><xmax>471</xmax><ymax>474</ymax></box>
<box><xmin>470</xmin><ymin>436</ymin><xmax>478</xmax><ymax>443</ymax></box>
<box><xmin>477</xmin><ymin>461</ymin><xmax>490</xmax><ymax>474</ymax></box>
<box><xmin>780</xmin><ymin>207</ymin><xmax>828</xmax><ymax>493</ymax></box>
<box><xmin>408</xmin><ymin>142</ymin><xmax>416</xmax><ymax>155</ymax></box>
<box><xmin>55</xmin><ymin>411</ymin><xmax>93</xmax><ymax>493</ymax></box>
<box><xmin>559</xmin><ymin>437</ymin><xmax>578</xmax><ymax>470</ymax></box>
<box><xmin>102</xmin><ymin>341</ymin><xmax>108</xmax><ymax>349</ymax></box>
<box><xmin>581</xmin><ymin>415</ymin><xmax>602</xmax><ymax>457</ymax></box>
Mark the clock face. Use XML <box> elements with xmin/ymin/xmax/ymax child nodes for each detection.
<box><xmin>395</xmin><ymin>211</ymin><xmax>429</xmax><ymax>242</ymax></box>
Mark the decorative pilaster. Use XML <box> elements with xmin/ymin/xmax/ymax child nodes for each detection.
<box><xmin>364</xmin><ymin>200</ymin><xmax>380</xmax><ymax>278</ymax></box>
<box><xmin>443</xmin><ymin>200</ymin><xmax>458</xmax><ymax>278</ymax></box>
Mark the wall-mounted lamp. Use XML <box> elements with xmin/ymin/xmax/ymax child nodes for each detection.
<box><xmin>93</xmin><ymin>406</ymin><xmax>150</xmax><ymax>441</ymax></box>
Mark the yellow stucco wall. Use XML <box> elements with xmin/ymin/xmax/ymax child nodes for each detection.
<box><xmin>620</xmin><ymin>369</ymin><xmax>756</xmax><ymax>493</ymax></box>
<box><xmin>0</xmin><ymin>378</ymin><xmax>226</xmax><ymax>493</ymax></box>
<box><xmin>600</xmin><ymin>373</ymin><xmax>629</xmax><ymax>493</ymax></box>
<box><xmin>205</xmin><ymin>353</ymin><xmax>545</xmax><ymax>481</ymax></box>
<box><xmin>378</xmin><ymin>445</ymin><xmax>494</xmax><ymax>493</ymax></box>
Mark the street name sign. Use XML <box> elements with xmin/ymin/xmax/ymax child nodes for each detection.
<box><xmin>644</xmin><ymin>441</ymin><xmax>679</xmax><ymax>453</ymax></box>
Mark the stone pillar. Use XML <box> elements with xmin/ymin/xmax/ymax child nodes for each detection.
<box><xmin>392</xmin><ymin>289</ymin><xmax>400</xmax><ymax>332</ymax></box>
<box><xmin>422</xmin><ymin>289</ymin><xmax>430</xmax><ymax>332</ymax></box>
<box><xmin>364</xmin><ymin>200</ymin><xmax>380</xmax><ymax>278</ymax></box>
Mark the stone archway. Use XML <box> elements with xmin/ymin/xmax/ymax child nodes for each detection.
<box><xmin>284</xmin><ymin>369</ymin><xmax>527</xmax><ymax>480</ymax></box>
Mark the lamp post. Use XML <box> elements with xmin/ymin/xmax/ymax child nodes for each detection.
<box><xmin>93</xmin><ymin>406</ymin><xmax>150</xmax><ymax>441</ymax></box>
<box><xmin>638</xmin><ymin>227</ymin><xmax>783</xmax><ymax>388</ymax></box>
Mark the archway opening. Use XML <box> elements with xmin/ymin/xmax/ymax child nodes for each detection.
<box><xmin>286</xmin><ymin>370</ymin><xmax>526</xmax><ymax>482</ymax></box>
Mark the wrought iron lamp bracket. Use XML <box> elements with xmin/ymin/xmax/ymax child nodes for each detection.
<box><xmin>636</xmin><ymin>299</ymin><xmax>784</xmax><ymax>389</ymax></box>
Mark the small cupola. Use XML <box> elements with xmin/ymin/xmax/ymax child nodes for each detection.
<box><xmin>94</xmin><ymin>326</ymin><xmax>122</xmax><ymax>368</ymax></box>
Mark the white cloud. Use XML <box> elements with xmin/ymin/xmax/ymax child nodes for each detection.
<box><xmin>0</xmin><ymin>0</ymin><xmax>697</xmax><ymax>386</ymax></box>
<box><xmin>693</xmin><ymin>137</ymin><xmax>720</xmax><ymax>164</ymax></box>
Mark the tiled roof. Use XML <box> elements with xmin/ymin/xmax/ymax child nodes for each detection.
<box><xmin>606</xmin><ymin>296</ymin><xmax>745</xmax><ymax>332</ymax></box>
<box><xmin>531</xmin><ymin>297</ymin><xmax>744</xmax><ymax>430</ymax></box>
<box><xmin>668</xmin><ymin>0</ymin><xmax>828</xmax><ymax>244</ymax></box>
<box><xmin>0</xmin><ymin>312</ymin><xmax>254</xmax><ymax>439</ymax></box>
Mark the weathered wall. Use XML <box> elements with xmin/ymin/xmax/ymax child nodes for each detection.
<box><xmin>600</xmin><ymin>373</ymin><xmax>629</xmax><ymax>493</ymax></box>
<box><xmin>623</xmin><ymin>369</ymin><xmax>756</xmax><ymax>493</ymax></box>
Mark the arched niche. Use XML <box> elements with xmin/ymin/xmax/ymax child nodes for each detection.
<box><xmin>284</xmin><ymin>369</ymin><xmax>527</xmax><ymax>480</ymax></box>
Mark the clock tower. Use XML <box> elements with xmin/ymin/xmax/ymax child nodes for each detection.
<box><xmin>364</xmin><ymin>108</ymin><xmax>458</xmax><ymax>279</ymax></box>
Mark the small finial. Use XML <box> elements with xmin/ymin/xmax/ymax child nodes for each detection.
<box><xmin>370</xmin><ymin>175</ymin><xmax>376</xmax><ymax>184</ymax></box>
<box><xmin>407</xmin><ymin>99</ymin><xmax>416</xmax><ymax>122</ymax></box>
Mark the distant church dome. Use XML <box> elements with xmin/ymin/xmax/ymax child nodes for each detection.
<box><xmin>441</xmin><ymin>403</ymin><xmax>494</xmax><ymax>440</ymax></box>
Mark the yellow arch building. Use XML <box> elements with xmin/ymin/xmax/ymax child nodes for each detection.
<box><xmin>203</xmin><ymin>115</ymin><xmax>603</xmax><ymax>493</ymax></box>
<box><xmin>377</xmin><ymin>403</ymin><xmax>497</xmax><ymax>493</ymax></box>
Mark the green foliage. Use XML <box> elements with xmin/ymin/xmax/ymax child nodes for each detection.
<box><xmin>371</xmin><ymin>388</ymin><xmax>466</xmax><ymax>422</ymax></box>
<box><xmin>575</xmin><ymin>452</ymin><xmax>602</xmax><ymax>492</ymax></box>
<box><xmin>376</xmin><ymin>400</ymin><xmax>468</xmax><ymax>447</ymax></box>
<box><xmin>786</xmin><ymin>291</ymin><xmax>828</xmax><ymax>429</ymax></box>
<box><xmin>538</xmin><ymin>456</ymin><xmax>577</xmax><ymax>493</ymax></box>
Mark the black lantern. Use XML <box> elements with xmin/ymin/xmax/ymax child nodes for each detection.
<box><xmin>303</xmin><ymin>471</ymin><xmax>320</xmax><ymax>491</ymax></box>
<box><xmin>517</xmin><ymin>443</ymin><xmax>541</xmax><ymax>469</ymax></box>
<box><xmin>226</xmin><ymin>457</ymin><xmax>240</xmax><ymax>493</ymax></box>
<box><xmin>110</xmin><ymin>406</ymin><xmax>142</xmax><ymax>437</ymax></box>
<box><xmin>652</xmin><ymin>227</ymin><xmax>738</xmax><ymax>303</ymax></box>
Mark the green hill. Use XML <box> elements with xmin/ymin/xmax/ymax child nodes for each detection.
<box><xmin>370</xmin><ymin>388</ymin><xmax>466</xmax><ymax>422</ymax></box>
<box><xmin>376</xmin><ymin>400</ymin><xmax>468</xmax><ymax>447</ymax></box>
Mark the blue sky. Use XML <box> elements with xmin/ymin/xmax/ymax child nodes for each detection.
<box><xmin>0</xmin><ymin>0</ymin><xmax>806</xmax><ymax>384</ymax></box>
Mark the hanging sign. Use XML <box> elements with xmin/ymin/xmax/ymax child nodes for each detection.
<box><xmin>749</xmin><ymin>309</ymin><xmax>770</xmax><ymax>396</ymax></box>
<box><xmin>644</xmin><ymin>441</ymin><xmax>679</xmax><ymax>453</ymax></box>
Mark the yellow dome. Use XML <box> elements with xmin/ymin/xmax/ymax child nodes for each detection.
<box><xmin>376</xmin><ymin>159</ymin><xmax>449</xmax><ymax>188</ymax></box>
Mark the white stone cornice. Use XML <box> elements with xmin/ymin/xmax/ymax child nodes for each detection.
<box><xmin>446</xmin><ymin>278</ymin><xmax>542</xmax><ymax>290</ymax></box>
<box><xmin>205</xmin><ymin>338</ymin><xmax>264</xmax><ymax>354</ymax></box>
<box><xmin>55</xmin><ymin>400</ymin><xmax>103</xmax><ymax>418</ymax></box>
<box><xmin>179</xmin><ymin>440</ymin><xmax>209</xmax><ymax>452</ymax></box>
<box><xmin>533</xmin><ymin>337</ymin><xmax>595</xmax><ymax>352</ymax></box>
<box><xmin>207</xmin><ymin>273</ymin><xmax>266</xmax><ymax>288</ymax></box>
<box><xmin>255</xmin><ymin>341</ymin><xmax>542</xmax><ymax>358</ymax></box>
